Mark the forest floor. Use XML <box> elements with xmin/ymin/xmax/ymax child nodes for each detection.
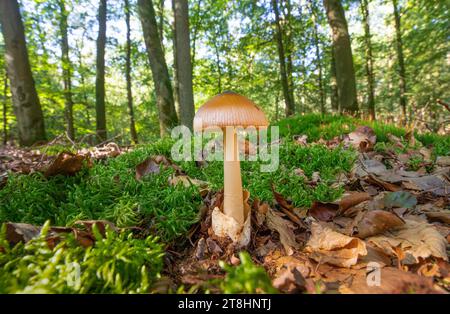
<box><xmin>0</xmin><ymin>114</ymin><xmax>449</xmax><ymax>294</ymax></box>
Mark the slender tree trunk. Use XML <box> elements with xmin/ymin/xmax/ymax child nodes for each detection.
<box><xmin>2</xmin><ymin>73</ymin><xmax>7</xmax><ymax>145</ymax></box>
<box><xmin>138</xmin><ymin>0</ymin><xmax>178</xmax><ymax>136</ymax></box>
<box><xmin>190</xmin><ymin>0</ymin><xmax>202</xmax><ymax>69</ymax></box>
<box><xmin>171</xmin><ymin>1</ymin><xmax>180</xmax><ymax>118</ymax></box>
<box><xmin>158</xmin><ymin>0</ymin><xmax>164</xmax><ymax>47</ymax></box>
<box><xmin>58</xmin><ymin>0</ymin><xmax>75</xmax><ymax>140</ymax></box>
<box><xmin>213</xmin><ymin>39</ymin><xmax>222</xmax><ymax>93</ymax></box>
<box><xmin>323</xmin><ymin>0</ymin><xmax>358</xmax><ymax>114</ymax></box>
<box><xmin>125</xmin><ymin>0</ymin><xmax>138</xmax><ymax>143</ymax></box>
<box><xmin>173</xmin><ymin>0</ymin><xmax>195</xmax><ymax>130</ymax></box>
<box><xmin>0</xmin><ymin>0</ymin><xmax>46</xmax><ymax>146</ymax></box>
<box><xmin>311</xmin><ymin>2</ymin><xmax>325</xmax><ymax>114</ymax></box>
<box><xmin>284</xmin><ymin>0</ymin><xmax>296</xmax><ymax>112</ymax></box>
<box><xmin>95</xmin><ymin>0</ymin><xmax>107</xmax><ymax>142</ymax></box>
<box><xmin>361</xmin><ymin>0</ymin><xmax>376</xmax><ymax>120</ymax></box>
<box><xmin>392</xmin><ymin>0</ymin><xmax>407</xmax><ymax>123</ymax></box>
<box><xmin>330</xmin><ymin>45</ymin><xmax>339</xmax><ymax>111</ymax></box>
<box><xmin>271</xmin><ymin>0</ymin><xmax>294</xmax><ymax>116</ymax></box>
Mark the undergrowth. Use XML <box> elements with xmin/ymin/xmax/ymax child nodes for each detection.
<box><xmin>0</xmin><ymin>221</ymin><xmax>164</xmax><ymax>293</ymax></box>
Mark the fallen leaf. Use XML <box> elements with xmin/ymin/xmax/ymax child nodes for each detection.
<box><xmin>344</xmin><ymin>126</ymin><xmax>376</xmax><ymax>152</ymax></box>
<box><xmin>341</xmin><ymin>267</ymin><xmax>440</xmax><ymax>294</ymax></box>
<box><xmin>272</xmin><ymin>266</ymin><xmax>311</xmax><ymax>293</ymax></box>
<box><xmin>305</xmin><ymin>222</ymin><xmax>367</xmax><ymax>268</ymax></box>
<box><xmin>135</xmin><ymin>155</ymin><xmax>182</xmax><ymax>180</ymax></box>
<box><xmin>425</xmin><ymin>211</ymin><xmax>450</xmax><ymax>224</ymax></box>
<box><xmin>355</xmin><ymin>210</ymin><xmax>405</xmax><ymax>238</ymax></box>
<box><xmin>293</xmin><ymin>134</ymin><xmax>308</xmax><ymax>146</ymax></box>
<box><xmin>339</xmin><ymin>192</ymin><xmax>371</xmax><ymax>214</ymax></box>
<box><xmin>384</xmin><ymin>191</ymin><xmax>417</xmax><ymax>209</ymax></box>
<box><xmin>367</xmin><ymin>219</ymin><xmax>448</xmax><ymax>263</ymax></box>
<box><xmin>309</xmin><ymin>192</ymin><xmax>371</xmax><ymax>221</ymax></box>
<box><xmin>309</xmin><ymin>201</ymin><xmax>339</xmax><ymax>222</ymax></box>
<box><xmin>44</xmin><ymin>152</ymin><xmax>90</xmax><ymax>177</ymax></box>
<box><xmin>266</xmin><ymin>208</ymin><xmax>300</xmax><ymax>252</ymax></box>
<box><xmin>169</xmin><ymin>175</ymin><xmax>208</xmax><ymax>188</ymax></box>
<box><xmin>436</xmin><ymin>156</ymin><xmax>450</xmax><ymax>167</ymax></box>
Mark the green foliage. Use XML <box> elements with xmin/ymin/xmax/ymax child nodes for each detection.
<box><xmin>0</xmin><ymin>221</ymin><xmax>164</xmax><ymax>294</ymax></box>
<box><xmin>217</xmin><ymin>252</ymin><xmax>277</xmax><ymax>294</ymax></box>
<box><xmin>0</xmin><ymin>138</ymin><xmax>202</xmax><ymax>242</ymax></box>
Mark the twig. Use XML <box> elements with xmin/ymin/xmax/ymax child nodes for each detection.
<box><xmin>436</xmin><ymin>99</ymin><xmax>450</xmax><ymax>112</ymax></box>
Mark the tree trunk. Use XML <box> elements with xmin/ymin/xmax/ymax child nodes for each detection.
<box><xmin>392</xmin><ymin>0</ymin><xmax>407</xmax><ymax>123</ymax></box>
<box><xmin>58</xmin><ymin>0</ymin><xmax>75</xmax><ymax>140</ymax></box>
<box><xmin>95</xmin><ymin>0</ymin><xmax>107</xmax><ymax>142</ymax></box>
<box><xmin>173</xmin><ymin>0</ymin><xmax>195</xmax><ymax>130</ymax></box>
<box><xmin>0</xmin><ymin>0</ymin><xmax>46</xmax><ymax>146</ymax></box>
<box><xmin>361</xmin><ymin>0</ymin><xmax>376</xmax><ymax>120</ymax></box>
<box><xmin>171</xmin><ymin>0</ymin><xmax>180</xmax><ymax>119</ymax></box>
<box><xmin>272</xmin><ymin>0</ymin><xmax>294</xmax><ymax>117</ymax></box>
<box><xmin>213</xmin><ymin>39</ymin><xmax>222</xmax><ymax>94</ymax></box>
<box><xmin>284</xmin><ymin>0</ymin><xmax>296</xmax><ymax>113</ymax></box>
<box><xmin>158</xmin><ymin>0</ymin><xmax>164</xmax><ymax>48</ymax></box>
<box><xmin>330</xmin><ymin>45</ymin><xmax>339</xmax><ymax>111</ymax></box>
<box><xmin>125</xmin><ymin>0</ymin><xmax>138</xmax><ymax>143</ymax></box>
<box><xmin>323</xmin><ymin>0</ymin><xmax>358</xmax><ymax>114</ymax></box>
<box><xmin>138</xmin><ymin>0</ymin><xmax>178</xmax><ymax>136</ymax></box>
<box><xmin>311</xmin><ymin>1</ymin><xmax>325</xmax><ymax>114</ymax></box>
<box><xmin>2</xmin><ymin>73</ymin><xmax>7</xmax><ymax>145</ymax></box>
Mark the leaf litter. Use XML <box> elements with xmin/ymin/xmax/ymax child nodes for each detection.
<box><xmin>1</xmin><ymin>125</ymin><xmax>449</xmax><ymax>294</ymax></box>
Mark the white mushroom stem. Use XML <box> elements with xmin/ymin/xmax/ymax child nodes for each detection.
<box><xmin>223</xmin><ymin>126</ymin><xmax>245</xmax><ymax>225</ymax></box>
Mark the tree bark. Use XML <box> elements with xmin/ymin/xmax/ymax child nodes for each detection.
<box><xmin>283</xmin><ymin>0</ymin><xmax>296</xmax><ymax>113</ymax></box>
<box><xmin>0</xmin><ymin>0</ymin><xmax>46</xmax><ymax>146</ymax></box>
<box><xmin>173</xmin><ymin>0</ymin><xmax>195</xmax><ymax>130</ymax></box>
<box><xmin>330</xmin><ymin>45</ymin><xmax>339</xmax><ymax>111</ymax></box>
<box><xmin>272</xmin><ymin>0</ymin><xmax>295</xmax><ymax>117</ymax></box>
<box><xmin>392</xmin><ymin>0</ymin><xmax>407</xmax><ymax>123</ymax></box>
<box><xmin>213</xmin><ymin>39</ymin><xmax>222</xmax><ymax>94</ymax></box>
<box><xmin>138</xmin><ymin>0</ymin><xmax>178</xmax><ymax>136</ymax></box>
<box><xmin>311</xmin><ymin>1</ymin><xmax>325</xmax><ymax>114</ymax></box>
<box><xmin>361</xmin><ymin>0</ymin><xmax>376</xmax><ymax>120</ymax></box>
<box><xmin>58</xmin><ymin>0</ymin><xmax>75</xmax><ymax>140</ymax></box>
<box><xmin>2</xmin><ymin>72</ymin><xmax>7</xmax><ymax>145</ymax></box>
<box><xmin>171</xmin><ymin>0</ymin><xmax>180</xmax><ymax>119</ymax></box>
<box><xmin>95</xmin><ymin>0</ymin><xmax>107</xmax><ymax>142</ymax></box>
<box><xmin>158</xmin><ymin>0</ymin><xmax>164</xmax><ymax>48</ymax></box>
<box><xmin>323</xmin><ymin>0</ymin><xmax>358</xmax><ymax>114</ymax></box>
<box><xmin>125</xmin><ymin>0</ymin><xmax>138</xmax><ymax>143</ymax></box>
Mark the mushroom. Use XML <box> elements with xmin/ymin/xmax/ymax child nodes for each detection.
<box><xmin>194</xmin><ymin>91</ymin><xmax>268</xmax><ymax>246</ymax></box>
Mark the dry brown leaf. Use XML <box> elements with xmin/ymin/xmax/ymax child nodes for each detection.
<box><xmin>340</xmin><ymin>267</ymin><xmax>440</xmax><ymax>294</ymax></box>
<box><xmin>266</xmin><ymin>208</ymin><xmax>300</xmax><ymax>252</ymax></box>
<box><xmin>309</xmin><ymin>201</ymin><xmax>339</xmax><ymax>222</ymax></box>
<box><xmin>305</xmin><ymin>222</ymin><xmax>367</xmax><ymax>268</ymax></box>
<box><xmin>355</xmin><ymin>210</ymin><xmax>405</xmax><ymax>238</ymax></box>
<box><xmin>436</xmin><ymin>156</ymin><xmax>450</xmax><ymax>167</ymax></box>
<box><xmin>309</xmin><ymin>192</ymin><xmax>371</xmax><ymax>222</ymax></box>
<box><xmin>293</xmin><ymin>134</ymin><xmax>308</xmax><ymax>146</ymax></box>
<box><xmin>135</xmin><ymin>155</ymin><xmax>182</xmax><ymax>180</ymax></box>
<box><xmin>367</xmin><ymin>219</ymin><xmax>448</xmax><ymax>263</ymax></box>
<box><xmin>169</xmin><ymin>175</ymin><xmax>208</xmax><ymax>188</ymax></box>
<box><xmin>344</xmin><ymin>126</ymin><xmax>376</xmax><ymax>152</ymax></box>
<box><xmin>44</xmin><ymin>152</ymin><xmax>91</xmax><ymax>177</ymax></box>
<box><xmin>425</xmin><ymin>211</ymin><xmax>450</xmax><ymax>224</ymax></box>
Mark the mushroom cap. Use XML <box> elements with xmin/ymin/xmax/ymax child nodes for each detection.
<box><xmin>193</xmin><ymin>91</ymin><xmax>268</xmax><ymax>131</ymax></box>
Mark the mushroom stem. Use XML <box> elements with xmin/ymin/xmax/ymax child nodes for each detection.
<box><xmin>223</xmin><ymin>126</ymin><xmax>245</xmax><ymax>225</ymax></box>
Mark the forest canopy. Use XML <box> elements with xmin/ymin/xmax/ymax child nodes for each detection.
<box><xmin>0</xmin><ymin>0</ymin><xmax>448</xmax><ymax>146</ymax></box>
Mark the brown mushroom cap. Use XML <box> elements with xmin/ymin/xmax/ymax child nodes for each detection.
<box><xmin>193</xmin><ymin>91</ymin><xmax>268</xmax><ymax>131</ymax></box>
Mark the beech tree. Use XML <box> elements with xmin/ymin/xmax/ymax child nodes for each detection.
<box><xmin>138</xmin><ymin>0</ymin><xmax>178</xmax><ymax>136</ymax></box>
<box><xmin>0</xmin><ymin>0</ymin><xmax>46</xmax><ymax>146</ymax></box>
<box><xmin>323</xmin><ymin>0</ymin><xmax>358</xmax><ymax>114</ymax></box>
